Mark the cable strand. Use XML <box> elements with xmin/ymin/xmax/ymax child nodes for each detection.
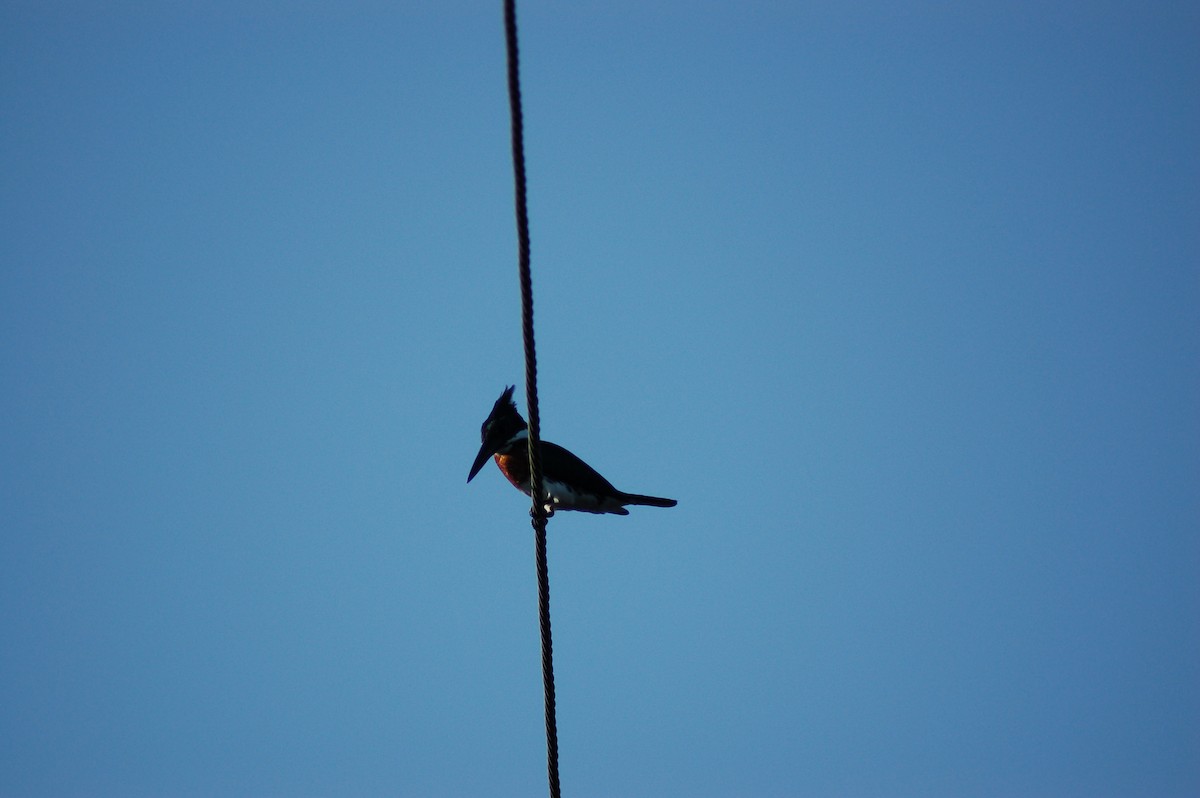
<box><xmin>504</xmin><ymin>2</ymin><xmax>560</xmax><ymax>796</ymax></box>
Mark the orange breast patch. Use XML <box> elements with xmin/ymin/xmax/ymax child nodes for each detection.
<box><xmin>493</xmin><ymin>452</ymin><xmax>531</xmax><ymax>493</ymax></box>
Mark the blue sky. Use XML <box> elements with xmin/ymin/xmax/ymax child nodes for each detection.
<box><xmin>2</xmin><ymin>3</ymin><xmax>1197</xmax><ymax>796</ymax></box>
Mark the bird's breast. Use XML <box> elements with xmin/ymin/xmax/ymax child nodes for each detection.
<box><xmin>493</xmin><ymin>451</ymin><xmax>531</xmax><ymax>493</ymax></box>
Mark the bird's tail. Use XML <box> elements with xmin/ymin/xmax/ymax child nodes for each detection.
<box><xmin>620</xmin><ymin>492</ymin><xmax>677</xmax><ymax>509</ymax></box>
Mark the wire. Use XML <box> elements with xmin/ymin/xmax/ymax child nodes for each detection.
<box><xmin>504</xmin><ymin>2</ymin><xmax>561</xmax><ymax>796</ymax></box>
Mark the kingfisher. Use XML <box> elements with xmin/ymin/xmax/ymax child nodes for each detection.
<box><xmin>467</xmin><ymin>386</ymin><xmax>677</xmax><ymax>516</ymax></box>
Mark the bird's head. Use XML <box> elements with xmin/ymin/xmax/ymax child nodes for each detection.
<box><xmin>467</xmin><ymin>385</ymin><xmax>528</xmax><ymax>482</ymax></box>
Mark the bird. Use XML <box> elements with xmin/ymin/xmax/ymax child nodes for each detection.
<box><xmin>467</xmin><ymin>386</ymin><xmax>677</xmax><ymax>516</ymax></box>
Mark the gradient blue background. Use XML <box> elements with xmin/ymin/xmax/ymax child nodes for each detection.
<box><xmin>2</xmin><ymin>3</ymin><xmax>1197</xmax><ymax>796</ymax></box>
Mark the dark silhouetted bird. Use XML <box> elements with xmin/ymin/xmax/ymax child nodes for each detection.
<box><xmin>467</xmin><ymin>386</ymin><xmax>677</xmax><ymax>515</ymax></box>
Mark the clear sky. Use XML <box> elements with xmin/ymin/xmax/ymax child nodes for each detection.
<box><xmin>2</xmin><ymin>3</ymin><xmax>1197</xmax><ymax>796</ymax></box>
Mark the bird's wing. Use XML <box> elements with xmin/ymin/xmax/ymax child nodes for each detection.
<box><xmin>538</xmin><ymin>440</ymin><xmax>620</xmax><ymax>495</ymax></box>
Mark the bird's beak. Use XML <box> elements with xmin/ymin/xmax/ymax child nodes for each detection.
<box><xmin>467</xmin><ymin>439</ymin><xmax>499</xmax><ymax>483</ymax></box>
